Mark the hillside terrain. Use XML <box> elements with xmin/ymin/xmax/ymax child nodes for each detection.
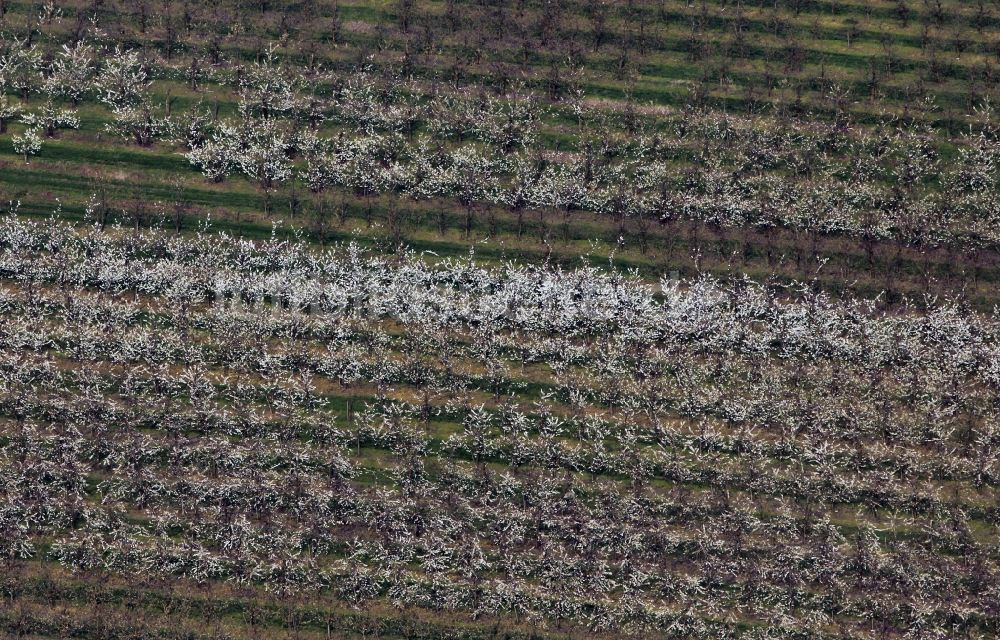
<box><xmin>0</xmin><ymin>1</ymin><xmax>998</xmax><ymax>639</ymax></box>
